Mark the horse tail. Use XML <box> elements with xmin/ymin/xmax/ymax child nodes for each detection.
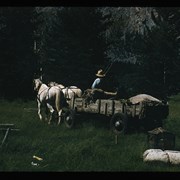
<box><xmin>78</xmin><ymin>89</ymin><xmax>82</xmax><ymax>97</ymax></box>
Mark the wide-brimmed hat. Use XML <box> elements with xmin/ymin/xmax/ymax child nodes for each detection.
<box><xmin>96</xmin><ymin>69</ymin><xmax>105</xmax><ymax>77</ymax></box>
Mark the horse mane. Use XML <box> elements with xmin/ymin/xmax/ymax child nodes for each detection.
<box><xmin>68</xmin><ymin>86</ymin><xmax>78</xmax><ymax>89</ymax></box>
<box><xmin>48</xmin><ymin>81</ymin><xmax>65</xmax><ymax>89</ymax></box>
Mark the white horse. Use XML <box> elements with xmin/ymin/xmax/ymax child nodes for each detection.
<box><xmin>33</xmin><ymin>78</ymin><xmax>66</xmax><ymax>125</ymax></box>
<box><xmin>48</xmin><ymin>81</ymin><xmax>82</xmax><ymax>105</ymax></box>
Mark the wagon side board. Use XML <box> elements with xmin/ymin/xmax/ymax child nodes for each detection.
<box><xmin>70</xmin><ymin>98</ymin><xmax>142</xmax><ymax>118</ymax></box>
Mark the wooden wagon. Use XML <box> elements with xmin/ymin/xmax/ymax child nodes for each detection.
<box><xmin>62</xmin><ymin>94</ymin><xmax>169</xmax><ymax>134</ymax></box>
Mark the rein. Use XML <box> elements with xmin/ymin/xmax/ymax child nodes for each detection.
<box><xmin>104</xmin><ymin>58</ymin><xmax>116</xmax><ymax>75</ymax></box>
<box><xmin>64</xmin><ymin>87</ymin><xmax>76</xmax><ymax>100</ymax></box>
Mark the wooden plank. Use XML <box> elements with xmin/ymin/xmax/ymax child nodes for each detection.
<box><xmin>105</xmin><ymin>102</ymin><xmax>107</xmax><ymax>116</ymax></box>
<box><xmin>23</xmin><ymin>108</ymin><xmax>37</xmax><ymax>112</ymax></box>
<box><xmin>112</xmin><ymin>100</ymin><xmax>115</xmax><ymax>115</ymax></box>
<box><xmin>0</xmin><ymin>128</ymin><xmax>20</xmax><ymax>131</ymax></box>
<box><xmin>83</xmin><ymin>99</ymin><xmax>100</xmax><ymax>113</ymax></box>
<box><xmin>0</xmin><ymin>124</ymin><xmax>14</xmax><ymax>127</ymax></box>
<box><xmin>100</xmin><ymin>100</ymin><xmax>107</xmax><ymax>115</ymax></box>
<box><xmin>98</xmin><ymin>99</ymin><xmax>101</xmax><ymax>114</ymax></box>
<box><xmin>100</xmin><ymin>99</ymin><xmax>114</xmax><ymax>115</ymax></box>
<box><xmin>0</xmin><ymin>128</ymin><xmax>10</xmax><ymax>147</ymax></box>
<box><xmin>114</xmin><ymin>100</ymin><xmax>123</xmax><ymax>114</ymax></box>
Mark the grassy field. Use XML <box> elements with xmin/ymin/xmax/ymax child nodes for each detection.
<box><xmin>0</xmin><ymin>94</ymin><xmax>180</xmax><ymax>172</ymax></box>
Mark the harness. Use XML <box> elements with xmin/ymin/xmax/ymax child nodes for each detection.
<box><xmin>48</xmin><ymin>85</ymin><xmax>70</xmax><ymax>101</ymax></box>
<box><xmin>36</xmin><ymin>83</ymin><xmax>51</xmax><ymax>103</ymax></box>
<box><xmin>48</xmin><ymin>84</ymin><xmax>77</xmax><ymax>101</ymax></box>
<box><xmin>65</xmin><ymin>87</ymin><xmax>76</xmax><ymax>100</ymax></box>
<box><xmin>104</xmin><ymin>62</ymin><xmax>113</xmax><ymax>75</ymax></box>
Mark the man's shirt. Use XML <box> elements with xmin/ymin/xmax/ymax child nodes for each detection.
<box><xmin>91</xmin><ymin>78</ymin><xmax>102</xmax><ymax>89</ymax></box>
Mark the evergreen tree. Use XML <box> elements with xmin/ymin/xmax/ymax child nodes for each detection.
<box><xmin>40</xmin><ymin>7</ymin><xmax>108</xmax><ymax>89</ymax></box>
<box><xmin>0</xmin><ymin>7</ymin><xmax>35</xmax><ymax>99</ymax></box>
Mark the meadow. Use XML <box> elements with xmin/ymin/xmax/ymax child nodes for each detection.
<box><xmin>0</xmin><ymin>94</ymin><xmax>180</xmax><ymax>172</ymax></box>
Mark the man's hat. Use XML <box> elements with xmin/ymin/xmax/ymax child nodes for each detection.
<box><xmin>96</xmin><ymin>69</ymin><xmax>105</xmax><ymax>77</ymax></box>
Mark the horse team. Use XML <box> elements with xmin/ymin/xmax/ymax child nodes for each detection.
<box><xmin>33</xmin><ymin>78</ymin><xmax>82</xmax><ymax>125</ymax></box>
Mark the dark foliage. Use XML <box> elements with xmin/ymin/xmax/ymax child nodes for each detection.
<box><xmin>0</xmin><ymin>7</ymin><xmax>35</xmax><ymax>100</ymax></box>
<box><xmin>0</xmin><ymin>7</ymin><xmax>180</xmax><ymax>100</ymax></box>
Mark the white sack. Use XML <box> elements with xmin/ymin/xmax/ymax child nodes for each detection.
<box><xmin>164</xmin><ymin>150</ymin><xmax>180</xmax><ymax>165</ymax></box>
<box><xmin>143</xmin><ymin>149</ymin><xmax>169</xmax><ymax>163</ymax></box>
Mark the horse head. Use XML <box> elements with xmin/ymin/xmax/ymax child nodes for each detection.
<box><xmin>33</xmin><ymin>78</ymin><xmax>42</xmax><ymax>91</ymax></box>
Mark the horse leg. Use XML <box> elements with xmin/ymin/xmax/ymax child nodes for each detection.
<box><xmin>45</xmin><ymin>104</ymin><xmax>49</xmax><ymax>121</ymax></box>
<box><xmin>55</xmin><ymin>90</ymin><xmax>66</xmax><ymax>125</ymax></box>
<box><xmin>46</xmin><ymin>103</ymin><xmax>54</xmax><ymax>124</ymax></box>
<box><xmin>57</xmin><ymin>109</ymin><xmax>63</xmax><ymax>125</ymax></box>
<box><xmin>37</xmin><ymin>100</ymin><xmax>43</xmax><ymax>121</ymax></box>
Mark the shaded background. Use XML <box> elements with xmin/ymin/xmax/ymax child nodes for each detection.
<box><xmin>0</xmin><ymin>7</ymin><xmax>180</xmax><ymax>100</ymax></box>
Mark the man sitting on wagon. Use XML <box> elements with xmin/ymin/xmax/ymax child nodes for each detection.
<box><xmin>82</xmin><ymin>69</ymin><xmax>118</xmax><ymax>103</ymax></box>
<box><xmin>91</xmin><ymin>69</ymin><xmax>106</xmax><ymax>89</ymax></box>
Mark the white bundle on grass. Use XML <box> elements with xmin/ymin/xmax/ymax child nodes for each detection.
<box><xmin>143</xmin><ymin>149</ymin><xmax>180</xmax><ymax>165</ymax></box>
<box><xmin>143</xmin><ymin>149</ymin><xmax>169</xmax><ymax>163</ymax></box>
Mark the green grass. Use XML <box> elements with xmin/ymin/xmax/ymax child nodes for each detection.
<box><xmin>0</xmin><ymin>94</ymin><xmax>180</xmax><ymax>172</ymax></box>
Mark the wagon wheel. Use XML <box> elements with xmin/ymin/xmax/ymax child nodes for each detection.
<box><xmin>63</xmin><ymin>109</ymin><xmax>75</xmax><ymax>129</ymax></box>
<box><xmin>110</xmin><ymin>113</ymin><xmax>128</xmax><ymax>134</ymax></box>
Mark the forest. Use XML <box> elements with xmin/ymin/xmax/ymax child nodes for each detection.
<box><xmin>0</xmin><ymin>7</ymin><xmax>180</xmax><ymax>100</ymax></box>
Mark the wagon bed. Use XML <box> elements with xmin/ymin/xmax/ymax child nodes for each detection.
<box><xmin>63</xmin><ymin>94</ymin><xmax>169</xmax><ymax>134</ymax></box>
<box><xmin>70</xmin><ymin>97</ymin><xmax>142</xmax><ymax>117</ymax></box>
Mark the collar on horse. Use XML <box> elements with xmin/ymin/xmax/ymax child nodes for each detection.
<box><xmin>64</xmin><ymin>87</ymin><xmax>75</xmax><ymax>100</ymax></box>
<box><xmin>37</xmin><ymin>86</ymin><xmax>51</xmax><ymax>102</ymax></box>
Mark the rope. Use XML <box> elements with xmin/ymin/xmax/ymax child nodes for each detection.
<box><xmin>104</xmin><ymin>57</ymin><xmax>116</xmax><ymax>75</ymax></box>
<box><xmin>104</xmin><ymin>62</ymin><xmax>113</xmax><ymax>75</ymax></box>
<box><xmin>1</xmin><ymin>128</ymin><xmax>10</xmax><ymax>148</ymax></box>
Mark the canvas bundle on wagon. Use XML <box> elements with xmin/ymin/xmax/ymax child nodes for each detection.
<box><xmin>62</xmin><ymin>92</ymin><xmax>169</xmax><ymax>134</ymax></box>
